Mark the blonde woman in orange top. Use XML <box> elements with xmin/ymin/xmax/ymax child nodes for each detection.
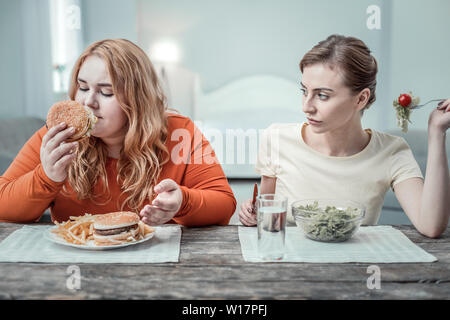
<box><xmin>0</xmin><ymin>39</ymin><xmax>236</xmax><ymax>226</ymax></box>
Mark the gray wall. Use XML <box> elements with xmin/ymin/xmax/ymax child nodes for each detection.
<box><xmin>81</xmin><ymin>0</ymin><xmax>137</xmax><ymax>46</ymax></box>
<box><xmin>138</xmin><ymin>0</ymin><xmax>386</xmax><ymax>91</ymax></box>
<box><xmin>0</xmin><ymin>0</ymin><xmax>25</xmax><ymax>117</ymax></box>
<box><xmin>1</xmin><ymin>0</ymin><xmax>449</xmax><ymax>128</ymax></box>
<box><xmin>138</xmin><ymin>0</ymin><xmax>389</xmax><ymax>130</ymax></box>
<box><xmin>137</xmin><ymin>0</ymin><xmax>450</xmax><ymax>131</ymax></box>
<box><xmin>389</xmin><ymin>0</ymin><xmax>450</xmax><ymax>130</ymax></box>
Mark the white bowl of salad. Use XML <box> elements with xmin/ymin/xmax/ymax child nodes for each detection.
<box><xmin>292</xmin><ymin>199</ymin><xmax>366</xmax><ymax>242</ymax></box>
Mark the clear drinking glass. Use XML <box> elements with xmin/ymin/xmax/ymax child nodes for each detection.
<box><xmin>256</xmin><ymin>194</ymin><xmax>288</xmax><ymax>261</ymax></box>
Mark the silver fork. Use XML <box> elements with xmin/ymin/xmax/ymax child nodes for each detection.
<box><xmin>411</xmin><ymin>99</ymin><xmax>445</xmax><ymax>110</ymax></box>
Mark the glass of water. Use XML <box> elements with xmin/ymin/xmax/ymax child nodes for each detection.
<box><xmin>256</xmin><ymin>194</ymin><xmax>287</xmax><ymax>261</ymax></box>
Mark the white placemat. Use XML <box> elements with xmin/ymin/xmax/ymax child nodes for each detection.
<box><xmin>0</xmin><ymin>225</ymin><xmax>181</xmax><ymax>263</ymax></box>
<box><xmin>239</xmin><ymin>226</ymin><xmax>437</xmax><ymax>263</ymax></box>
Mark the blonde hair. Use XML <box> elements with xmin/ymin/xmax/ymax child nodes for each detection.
<box><xmin>65</xmin><ymin>39</ymin><xmax>169</xmax><ymax>211</ymax></box>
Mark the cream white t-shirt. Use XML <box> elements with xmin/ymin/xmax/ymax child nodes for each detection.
<box><xmin>255</xmin><ymin>123</ymin><xmax>423</xmax><ymax>225</ymax></box>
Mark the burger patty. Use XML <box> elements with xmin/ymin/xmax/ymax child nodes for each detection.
<box><xmin>94</xmin><ymin>224</ymin><xmax>138</xmax><ymax>236</ymax></box>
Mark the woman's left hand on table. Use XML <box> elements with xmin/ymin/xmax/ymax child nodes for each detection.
<box><xmin>139</xmin><ymin>179</ymin><xmax>183</xmax><ymax>225</ymax></box>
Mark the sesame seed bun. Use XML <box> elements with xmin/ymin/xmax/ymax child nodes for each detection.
<box><xmin>93</xmin><ymin>211</ymin><xmax>140</xmax><ymax>230</ymax></box>
<box><xmin>46</xmin><ymin>100</ymin><xmax>98</xmax><ymax>142</ymax></box>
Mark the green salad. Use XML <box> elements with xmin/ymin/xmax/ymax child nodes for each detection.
<box><xmin>393</xmin><ymin>92</ymin><xmax>420</xmax><ymax>133</ymax></box>
<box><xmin>293</xmin><ymin>201</ymin><xmax>362</xmax><ymax>242</ymax></box>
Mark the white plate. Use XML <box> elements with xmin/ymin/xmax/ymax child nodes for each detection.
<box><xmin>44</xmin><ymin>226</ymin><xmax>155</xmax><ymax>251</ymax></box>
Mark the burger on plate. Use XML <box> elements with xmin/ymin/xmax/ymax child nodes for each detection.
<box><xmin>46</xmin><ymin>100</ymin><xmax>98</xmax><ymax>142</ymax></box>
<box><xmin>93</xmin><ymin>211</ymin><xmax>141</xmax><ymax>246</ymax></box>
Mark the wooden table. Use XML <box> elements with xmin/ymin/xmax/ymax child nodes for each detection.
<box><xmin>0</xmin><ymin>223</ymin><xmax>449</xmax><ymax>300</ymax></box>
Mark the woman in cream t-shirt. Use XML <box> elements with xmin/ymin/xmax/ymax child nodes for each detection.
<box><xmin>255</xmin><ymin>122</ymin><xmax>422</xmax><ymax>226</ymax></box>
<box><xmin>239</xmin><ymin>35</ymin><xmax>450</xmax><ymax>238</ymax></box>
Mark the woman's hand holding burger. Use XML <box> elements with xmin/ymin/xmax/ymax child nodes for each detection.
<box><xmin>40</xmin><ymin>122</ymin><xmax>78</xmax><ymax>183</ymax></box>
<box><xmin>139</xmin><ymin>179</ymin><xmax>183</xmax><ymax>225</ymax></box>
<box><xmin>41</xmin><ymin>100</ymin><xmax>97</xmax><ymax>183</ymax></box>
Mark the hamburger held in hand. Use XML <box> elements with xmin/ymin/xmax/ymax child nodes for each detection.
<box><xmin>93</xmin><ymin>211</ymin><xmax>153</xmax><ymax>246</ymax></box>
<box><xmin>46</xmin><ymin>100</ymin><xmax>98</xmax><ymax>142</ymax></box>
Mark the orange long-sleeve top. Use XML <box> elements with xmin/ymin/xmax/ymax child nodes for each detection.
<box><xmin>0</xmin><ymin>113</ymin><xmax>236</xmax><ymax>226</ymax></box>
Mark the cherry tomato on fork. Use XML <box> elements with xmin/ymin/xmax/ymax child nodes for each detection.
<box><xmin>398</xmin><ymin>93</ymin><xmax>412</xmax><ymax>107</ymax></box>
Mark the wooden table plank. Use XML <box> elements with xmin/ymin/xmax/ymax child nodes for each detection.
<box><xmin>1</xmin><ymin>274</ymin><xmax>449</xmax><ymax>300</ymax></box>
<box><xmin>1</xmin><ymin>223</ymin><xmax>449</xmax><ymax>299</ymax></box>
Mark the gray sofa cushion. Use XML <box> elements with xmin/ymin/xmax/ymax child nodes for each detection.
<box><xmin>0</xmin><ymin>116</ymin><xmax>51</xmax><ymax>221</ymax></box>
<box><xmin>0</xmin><ymin>153</ymin><xmax>13</xmax><ymax>177</ymax></box>
<box><xmin>0</xmin><ymin>116</ymin><xmax>45</xmax><ymax>174</ymax></box>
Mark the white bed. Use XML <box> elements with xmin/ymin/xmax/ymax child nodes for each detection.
<box><xmin>192</xmin><ymin>75</ymin><xmax>305</xmax><ymax>178</ymax></box>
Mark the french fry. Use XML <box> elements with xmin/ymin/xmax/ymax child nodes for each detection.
<box><xmin>138</xmin><ymin>221</ymin><xmax>144</xmax><ymax>236</ymax></box>
<box><xmin>68</xmin><ymin>222</ymin><xmax>81</xmax><ymax>233</ymax></box>
<box><xmin>143</xmin><ymin>224</ymin><xmax>155</xmax><ymax>236</ymax></box>
<box><xmin>52</xmin><ymin>213</ymin><xmax>95</xmax><ymax>245</ymax></box>
<box><xmin>68</xmin><ymin>229</ymin><xmax>85</xmax><ymax>244</ymax></box>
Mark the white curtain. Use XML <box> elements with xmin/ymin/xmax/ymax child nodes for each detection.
<box><xmin>49</xmin><ymin>0</ymin><xmax>84</xmax><ymax>94</ymax></box>
<box><xmin>19</xmin><ymin>0</ymin><xmax>84</xmax><ymax>119</ymax></box>
<box><xmin>20</xmin><ymin>0</ymin><xmax>54</xmax><ymax>119</ymax></box>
